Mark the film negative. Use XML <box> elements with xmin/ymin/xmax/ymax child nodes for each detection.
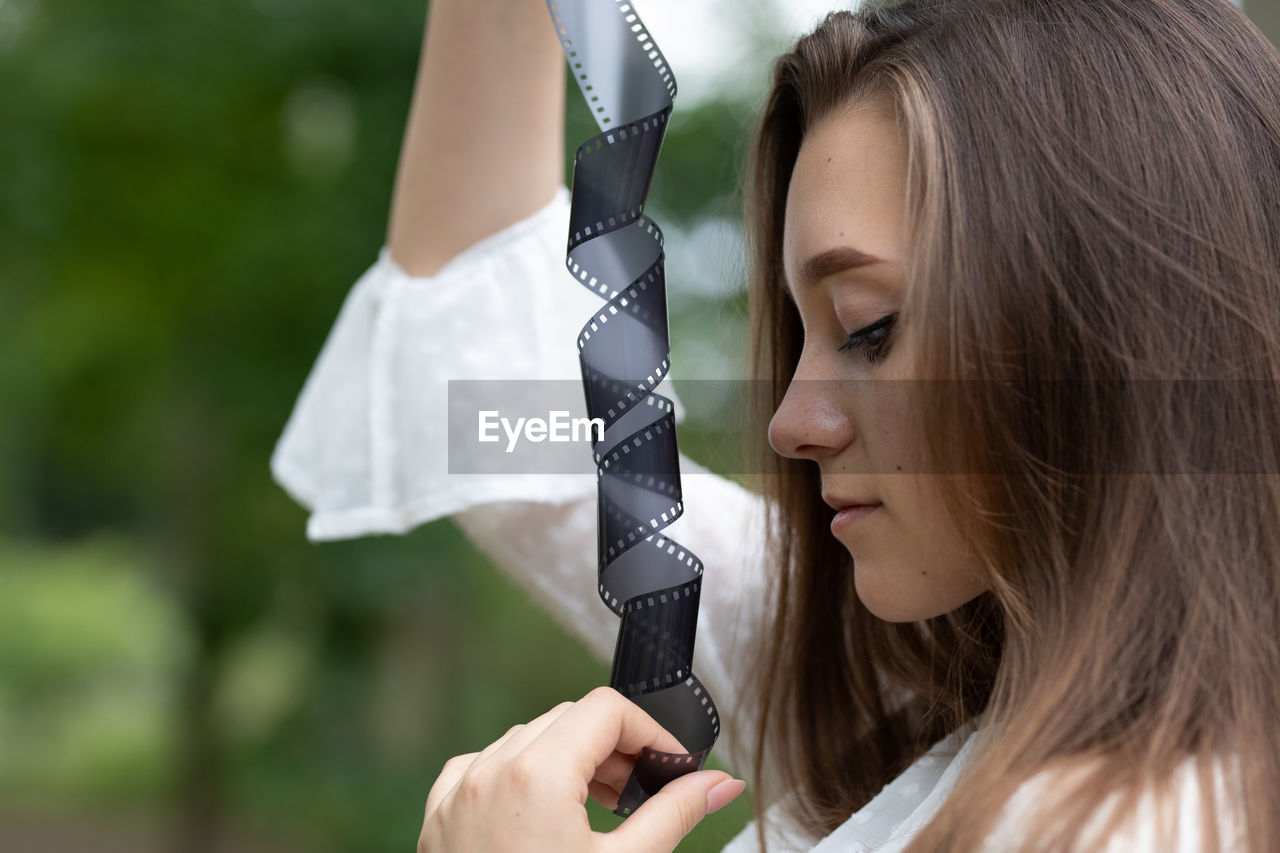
<box><xmin>544</xmin><ymin>0</ymin><xmax>720</xmax><ymax>819</ymax></box>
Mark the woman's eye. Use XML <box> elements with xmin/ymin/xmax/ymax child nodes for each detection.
<box><xmin>836</xmin><ymin>312</ymin><xmax>897</xmax><ymax>364</ymax></box>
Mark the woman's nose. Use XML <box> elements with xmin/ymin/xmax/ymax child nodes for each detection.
<box><xmin>767</xmin><ymin>376</ymin><xmax>855</xmax><ymax>461</ymax></box>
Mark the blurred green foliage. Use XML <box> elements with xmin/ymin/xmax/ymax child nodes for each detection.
<box><xmin>0</xmin><ymin>0</ymin><xmax>756</xmax><ymax>850</ymax></box>
<box><xmin>0</xmin><ymin>537</ymin><xmax>183</xmax><ymax>802</ymax></box>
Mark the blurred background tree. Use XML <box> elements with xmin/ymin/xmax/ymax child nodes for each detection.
<box><xmin>0</xmin><ymin>0</ymin><xmax>1272</xmax><ymax>851</ymax></box>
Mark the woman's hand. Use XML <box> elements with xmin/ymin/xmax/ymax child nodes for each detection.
<box><xmin>417</xmin><ymin>685</ymin><xmax>747</xmax><ymax>853</ymax></box>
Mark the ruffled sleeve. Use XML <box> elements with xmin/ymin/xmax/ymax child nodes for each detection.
<box><xmin>270</xmin><ymin>186</ymin><xmax>684</xmax><ymax>540</ymax></box>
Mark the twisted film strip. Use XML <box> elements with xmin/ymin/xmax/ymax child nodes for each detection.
<box><xmin>544</xmin><ymin>0</ymin><xmax>720</xmax><ymax>818</ymax></box>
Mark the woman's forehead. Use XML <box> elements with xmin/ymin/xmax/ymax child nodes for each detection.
<box><xmin>782</xmin><ymin>103</ymin><xmax>910</xmax><ymax>280</ymax></box>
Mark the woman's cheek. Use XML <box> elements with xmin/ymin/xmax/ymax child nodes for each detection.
<box><xmin>866</xmin><ymin>381</ymin><xmax>922</xmax><ymax>474</ymax></box>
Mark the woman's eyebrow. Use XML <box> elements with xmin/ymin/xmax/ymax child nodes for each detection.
<box><xmin>784</xmin><ymin>246</ymin><xmax>900</xmax><ymax>300</ymax></box>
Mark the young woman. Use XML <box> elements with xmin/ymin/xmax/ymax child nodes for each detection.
<box><xmin>272</xmin><ymin>0</ymin><xmax>1280</xmax><ymax>850</ymax></box>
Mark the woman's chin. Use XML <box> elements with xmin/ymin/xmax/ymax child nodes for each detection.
<box><xmin>853</xmin><ymin>563</ymin><xmax>921</xmax><ymax>622</ymax></box>
<box><xmin>854</xmin><ymin>562</ymin><xmax>986</xmax><ymax>623</ymax></box>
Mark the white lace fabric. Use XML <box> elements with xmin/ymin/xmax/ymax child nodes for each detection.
<box><xmin>271</xmin><ymin>188</ymin><xmax>1242</xmax><ymax>851</ymax></box>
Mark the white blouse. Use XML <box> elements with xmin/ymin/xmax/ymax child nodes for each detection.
<box><xmin>271</xmin><ymin>189</ymin><xmax>1243</xmax><ymax>852</ymax></box>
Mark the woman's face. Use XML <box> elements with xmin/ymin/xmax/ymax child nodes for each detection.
<box><xmin>768</xmin><ymin>101</ymin><xmax>990</xmax><ymax>623</ymax></box>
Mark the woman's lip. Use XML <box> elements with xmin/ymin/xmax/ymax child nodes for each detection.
<box><xmin>831</xmin><ymin>503</ymin><xmax>882</xmax><ymax>534</ymax></box>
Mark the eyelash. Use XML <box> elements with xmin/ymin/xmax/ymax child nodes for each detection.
<box><xmin>836</xmin><ymin>312</ymin><xmax>898</xmax><ymax>364</ymax></box>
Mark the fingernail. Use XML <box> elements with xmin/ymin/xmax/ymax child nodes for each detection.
<box><xmin>705</xmin><ymin>778</ymin><xmax>747</xmax><ymax>815</ymax></box>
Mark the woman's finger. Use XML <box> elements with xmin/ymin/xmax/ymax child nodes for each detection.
<box><xmin>424</xmin><ymin>721</ymin><xmax>529</xmax><ymax>820</ymax></box>
<box><xmin>425</xmin><ymin>699</ymin><xmax>576</xmax><ymax>820</ymax></box>
<box><xmin>473</xmin><ymin>700</ymin><xmax>574</xmax><ymax>769</ymax></box>
<box><xmin>587</xmin><ymin>778</ymin><xmax>621</xmax><ymax>811</ymax></box>
<box><xmin>470</xmin><ymin>723</ymin><xmax>524</xmax><ymax>766</ymax></box>
<box><xmin>528</xmin><ymin>685</ymin><xmax>690</xmax><ymax>788</ymax></box>
<box><xmin>579</xmin><ymin>749</ymin><xmax>638</xmax><ymax>812</ymax></box>
<box><xmin>604</xmin><ymin>769</ymin><xmax>744</xmax><ymax>853</ymax></box>
<box><xmin>474</xmin><ymin>706</ymin><xmax>637</xmax><ymax>813</ymax></box>
<box><xmin>423</xmin><ymin>751</ymin><xmax>479</xmax><ymax>820</ymax></box>
<box><xmin>592</xmin><ymin>749</ymin><xmax>636</xmax><ymax>793</ymax></box>
<box><xmin>426</xmin><ymin>742</ymin><xmax>633</xmax><ymax>822</ymax></box>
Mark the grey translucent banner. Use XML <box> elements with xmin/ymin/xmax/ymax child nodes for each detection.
<box><xmin>450</xmin><ymin>378</ymin><xmax>1280</xmax><ymax>475</ymax></box>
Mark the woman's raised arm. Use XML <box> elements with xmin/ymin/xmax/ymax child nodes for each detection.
<box><xmin>387</xmin><ymin>0</ymin><xmax>565</xmax><ymax>277</ymax></box>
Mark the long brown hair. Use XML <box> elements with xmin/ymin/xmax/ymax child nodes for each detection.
<box><xmin>736</xmin><ymin>1</ymin><xmax>1280</xmax><ymax>850</ymax></box>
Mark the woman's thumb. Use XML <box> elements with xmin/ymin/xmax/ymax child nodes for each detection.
<box><xmin>601</xmin><ymin>770</ymin><xmax>746</xmax><ymax>853</ymax></box>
